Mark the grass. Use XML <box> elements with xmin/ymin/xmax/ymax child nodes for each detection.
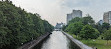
<box><xmin>81</xmin><ymin>39</ymin><xmax>111</xmax><ymax>49</ymax></box>
<box><xmin>69</xmin><ymin>33</ymin><xmax>111</xmax><ymax>49</ymax></box>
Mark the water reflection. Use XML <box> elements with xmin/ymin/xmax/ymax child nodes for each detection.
<box><xmin>41</xmin><ymin>31</ymin><xmax>70</xmax><ymax>49</ymax></box>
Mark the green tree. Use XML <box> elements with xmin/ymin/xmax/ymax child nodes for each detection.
<box><xmin>79</xmin><ymin>25</ymin><xmax>100</xmax><ymax>39</ymax></box>
<box><xmin>43</xmin><ymin>20</ymin><xmax>54</xmax><ymax>33</ymax></box>
<box><xmin>102</xmin><ymin>23</ymin><xmax>110</xmax><ymax>30</ymax></box>
<box><xmin>68</xmin><ymin>17</ymin><xmax>82</xmax><ymax>24</ymax></box>
<box><xmin>95</xmin><ymin>23</ymin><xmax>103</xmax><ymax>34</ymax></box>
<box><xmin>62</xmin><ymin>25</ymin><xmax>67</xmax><ymax>31</ymax></box>
<box><xmin>65</xmin><ymin>22</ymin><xmax>83</xmax><ymax>37</ymax></box>
<box><xmin>103</xmin><ymin>29</ymin><xmax>111</xmax><ymax>45</ymax></box>
<box><xmin>82</xmin><ymin>14</ymin><xmax>95</xmax><ymax>25</ymax></box>
<box><xmin>0</xmin><ymin>1</ymin><xmax>53</xmax><ymax>49</ymax></box>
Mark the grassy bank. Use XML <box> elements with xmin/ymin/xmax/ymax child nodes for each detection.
<box><xmin>81</xmin><ymin>39</ymin><xmax>111</xmax><ymax>49</ymax></box>
<box><xmin>69</xmin><ymin>34</ymin><xmax>111</xmax><ymax>49</ymax></box>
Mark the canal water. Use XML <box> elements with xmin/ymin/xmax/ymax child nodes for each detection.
<box><xmin>33</xmin><ymin>31</ymin><xmax>81</xmax><ymax>49</ymax></box>
<box><xmin>41</xmin><ymin>31</ymin><xmax>70</xmax><ymax>49</ymax></box>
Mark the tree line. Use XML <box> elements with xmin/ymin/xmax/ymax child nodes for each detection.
<box><xmin>0</xmin><ymin>1</ymin><xmax>53</xmax><ymax>49</ymax></box>
<box><xmin>63</xmin><ymin>14</ymin><xmax>111</xmax><ymax>43</ymax></box>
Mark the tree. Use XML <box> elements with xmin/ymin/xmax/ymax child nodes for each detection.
<box><xmin>102</xmin><ymin>23</ymin><xmax>110</xmax><ymax>30</ymax></box>
<box><xmin>0</xmin><ymin>1</ymin><xmax>53</xmax><ymax>49</ymax></box>
<box><xmin>42</xmin><ymin>20</ymin><xmax>54</xmax><ymax>33</ymax></box>
<box><xmin>82</xmin><ymin>14</ymin><xmax>95</xmax><ymax>25</ymax></box>
<box><xmin>65</xmin><ymin>22</ymin><xmax>83</xmax><ymax>37</ymax></box>
<box><xmin>68</xmin><ymin>17</ymin><xmax>82</xmax><ymax>24</ymax></box>
<box><xmin>62</xmin><ymin>25</ymin><xmax>67</xmax><ymax>31</ymax></box>
<box><xmin>79</xmin><ymin>25</ymin><xmax>100</xmax><ymax>39</ymax></box>
<box><xmin>103</xmin><ymin>29</ymin><xmax>111</xmax><ymax>45</ymax></box>
<box><xmin>95</xmin><ymin>23</ymin><xmax>103</xmax><ymax>34</ymax></box>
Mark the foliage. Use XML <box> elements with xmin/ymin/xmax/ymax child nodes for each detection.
<box><xmin>62</xmin><ymin>25</ymin><xmax>67</xmax><ymax>31</ymax></box>
<box><xmin>0</xmin><ymin>1</ymin><xmax>53</xmax><ymax>49</ymax></box>
<box><xmin>103</xmin><ymin>29</ymin><xmax>111</xmax><ymax>41</ymax></box>
<box><xmin>64</xmin><ymin>15</ymin><xmax>97</xmax><ymax>38</ymax></box>
<box><xmin>95</xmin><ymin>24</ymin><xmax>103</xmax><ymax>33</ymax></box>
<box><xmin>79</xmin><ymin>25</ymin><xmax>100</xmax><ymax>39</ymax></box>
<box><xmin>65</xmin><ymin>22</ymin><xmax>83</xmax><ymax>36</ymax></box>
<box><xmin>43</xmin><ymin>20</ymin><xmax>54</xmax><ymax>33</ymax></box>
<box><xmin>82</xmin><ymin>14</ymin><xmax>95</xmax><ymax>25</ymax></box>
<box><xmin>68</xmin><ymin>17</ymin><xmax>82</xmax><ymax>25</ymax></box>
<box><xmin>94</xmin><ymin>22</ymin><xmax>110</xmax><ymax>34</ymax></box>
<box><xmin>68</xmin><ymin>15</ymin><xmax>95</xmax><ymax>26</ymax></box>
<box><xmin>102</xmin><ymin>23</ymin><xmax>110</xmax><ymax>30</ymax></box>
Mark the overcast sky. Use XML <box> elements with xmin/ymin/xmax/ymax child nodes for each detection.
<box><xmin>10</xmin><ymin>0</ymin><xmax>111</xmax><ymax>26</ymax></box>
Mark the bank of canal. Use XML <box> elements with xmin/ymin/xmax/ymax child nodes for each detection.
<box><xmin>33</xmin><ymin>31</ymin><xmax>92</xmax><ymax>49</ymax></box>
<box><xmin>38</xmin><ymin>31</ymin><xmax>81</xmax><ymax>49</ymax></box>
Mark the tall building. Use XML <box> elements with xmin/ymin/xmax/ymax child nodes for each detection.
<box><xmin>103</xmin><ymin>11</ymin><xmax>111</xmax><ymax>24</ymax></box>
<box><xmin>67</xmin><ymin>10</ymin><xmax>82</xmax><ymax>24</ymax></box>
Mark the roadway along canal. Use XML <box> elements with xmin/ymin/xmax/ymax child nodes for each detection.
<box><xmin>41</xmin><ymin>31</ymin><xmax>70</xmax><ymax>49</ymax></box>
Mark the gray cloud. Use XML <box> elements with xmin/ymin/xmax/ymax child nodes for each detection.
<box><xmin>10</xmin><ymin>0</ymin><xmax>111</xmax><ymax>26</ymax></box>
<box><xmin>63</xmin><ymin>0</ymin><xmax>91</xmax><ymax>8</ymax></box>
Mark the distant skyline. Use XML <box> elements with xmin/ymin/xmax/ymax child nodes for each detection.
<box><xmin>10</xmin><ymin>0</ymin><xmax>111</xmax><ymax>26</ymax></box>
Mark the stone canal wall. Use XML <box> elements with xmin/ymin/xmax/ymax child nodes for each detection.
<box><xmin>17</xmin><ymin>33</ymin><xmax>51</xmax><ymax>49</ymax></box>
<box><xmin>62</xmin><ymin>32</ymin><xmax>93</xmax><ymax>49</ymax></box>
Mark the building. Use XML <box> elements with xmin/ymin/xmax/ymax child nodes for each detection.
<box><xmin>103</xmin><ymin>11</ymin><xmax>111</xmax><ymax>24</ymax></box>
<box><xmin>55</xmin><ymin>22</ymin><xmax>65</xmax><ymax>29</ymax></box>
<box><xmin>67</xmin><ymin>14</ymin><xmax>72</xmax><ymax>24</ymax></box>
<box><xmin>98</xmin><ymin>20</ymin><xmax>103</xmax><ymax>25</ymax></box>
<box><xmin>67</xmin><ymin>10</ymin><xmax>82</xmax><ymax>24</ymax></box>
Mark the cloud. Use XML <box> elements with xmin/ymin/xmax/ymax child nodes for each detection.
<box><xmin>63</xmin><ymin>0</ymin><xmax>91</xmax><ymax>8</ymax></box>
<box><xmin>10</xmin><ymin>0</ymin><xmax>111</xmax><ymax>26</ymax></box>
<box><xmin>10</xmin><ymin>0</ymin><xmax>67</xmax><ymax>25</ymax></box>
<box><xmin>62</xmin><ymin>0</ymin><xmax>111</xmax><ymax>22</ymax></box>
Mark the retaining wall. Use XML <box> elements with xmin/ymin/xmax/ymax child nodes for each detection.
<box><xmin>17</xmin><ymin>33</ymin><xmax>51</xmax><ymax>49</ymax></box>
<box><xmin>62</xmin><ymin>31</ymin><xmax>93</xmax><ymax>49</ymax></box>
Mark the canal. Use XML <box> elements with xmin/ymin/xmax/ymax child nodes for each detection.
<box><xmin>41</xmin><ymin>31</ymin><xmax>70</xmax><ymax>49</ymax></box>
<box><xmin>33</xmin><ymin>31</ymin><xmax>81</xmax><ymax>49</ymax></box>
